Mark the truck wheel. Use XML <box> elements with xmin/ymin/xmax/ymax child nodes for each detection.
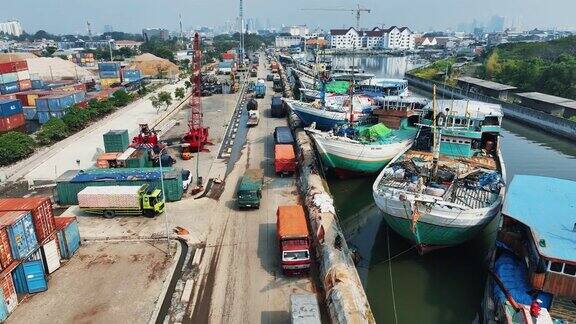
<box><xmin>143</xmin><ymin>210</ymin><xmax>156</xmax><ymax>218</ymax></box>
<box><xmin>103</xmin><ymin>210</ymin><xmax>116</xmax><ymax>219</ymax></box>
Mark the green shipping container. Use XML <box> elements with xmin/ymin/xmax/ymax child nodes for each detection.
<box><xmin>103</xmin><ymin>130</ymin><xmax>130</xmax><ymax>153</ymax></box>
<box><xmin>54</xmin><ymin>168</ymin><xmax>183</xmax><ymax>205</ymax></box>
<box><xmin>125</xmin><ymin>149</ymin><xmax>149</xmax><ymax>168</ymax></box>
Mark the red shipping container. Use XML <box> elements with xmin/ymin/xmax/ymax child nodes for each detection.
<box><xmin>0</xmin><ymin>60</ymin><xmax>27</xmax><ymax>74</ymax></box>
<box><xmin>15</xmin><ymin>92</ymin><xmax>29</xmax><ymax>106</ymax></box>
<box><xmin>0</xmin><ymin>197</ymin><xmax>56</xmax><ymax>244</ymax></box>
<box><xmin>0</xmin><ymin>94</ymin><xmax>16</xmax><ymax>101</ymax></box>
<box><xmin>0</xmin><ymin>271</ymin><xmax>17</xmax><ymax>313</ymax></box>
<box><xmin>0</xmin><ymin>113</ymin><xmax>25</xmax><ymax>132</ymax></box>
<box><xmin>17</xmin><ymin>79</ymin><xmax>32</xmax><ymax>91</ymax></box>
<box><xmin>221</xmin><ymin>52</ymin><xmax>236</xmax><ymax>60</ymax></box>
<box><xmin>73</xmin><ymin>83</ymin><xmax>87</xmax><ymax>92</ymax></box>
<box><xmin>0</xmin><ymin>227</ymin><xmax>13</xmax><ymax>270</ymax></box>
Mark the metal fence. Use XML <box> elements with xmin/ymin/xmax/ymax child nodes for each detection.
<box><xmin>405</xmin><ymin>74</ymin><xmax>576</xmax><ymax>140</ymax></box>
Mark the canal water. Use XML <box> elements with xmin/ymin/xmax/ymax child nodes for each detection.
<box><xmin>328</xmin><ymin>55</ymin><xmax>576</xmax><ymax>323</ymax></box>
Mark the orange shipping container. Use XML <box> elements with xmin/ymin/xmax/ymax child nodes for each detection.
<box><xmin>0</xmin><ymin>271</ymin><xmax>17</xmax><ymax>313</ymax></box>
<box><xmin>276</xmin><ymin>205</ymin><xmax>309</xmax><ymax>239</ymax></box>
<box><xmin>274</xmin><ymin>144</ymin><xmax>297</xmax><ymax>174</ymax></box>
<box><xmin>0</xmin><ymin>113</ymin><xmax>25</xmax><ymax>132</ymax></box>
<box><xmin>18</xmin><ymin>79</ymin><xmax>32</xmax><ymax>91</ymax></box>
<box><xmin>0</xmin><ymin>197</ymin><xmax>57</xmax><ymax>244</ymax></box>
<box><xmin>0</xmin><ymin>227</ymin><xmax>13</xmax><ymax>270</ymax></box>
<box><xmin>96</xmin><ymin>152</ymin><xmax>120</xmax><ymax>168</ymax></box>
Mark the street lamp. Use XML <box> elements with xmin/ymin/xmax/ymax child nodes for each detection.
<box><xmin>158</xmin><ymin>144</ymin><xmax>181</xmax><ymax>256</ymax></box>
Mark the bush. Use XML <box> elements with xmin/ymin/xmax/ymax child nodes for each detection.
<box><xmin>0</xmin><ymin>132</ymin><xmax>36</xmax><ymax>166</ymax></box>
<box><xmin>36</xmin><ymin>118</ymin><xmax>69</xmax><ymax>145</ymax></box>
<box><xmin>62</xmin><ymin>106</ymin><xmax>91</xmax><ymax>131</ymax></box>
<box><xmin>111</xmin><ymin>89</ymin><xmax>132</xmax><ymax>107</ymax></box>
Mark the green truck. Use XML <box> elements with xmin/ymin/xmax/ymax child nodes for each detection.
<box><xmin>237</xmin><ymin>169</ymin><xmax>264</xmax><ymax>209</ymax></box>
<box><xmin>77</xmin><ymin>184</ymin><xmax>165</xmax><ymax>218</ymax></box>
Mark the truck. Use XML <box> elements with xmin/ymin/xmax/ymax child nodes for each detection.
<box><xmin>77</xmin><ymin>184</ymin><xmax>165</xmax><ymax>218</ymax></box>
<box><xmin>247</xmin><ymin>110</ymin><xmax>260</xmax><ymax>127</ymax></box>
<box><xmin>250</xmin><ymin>68</ymin><xmax>257</xmax><ymax>77</ymax></box>
<box><xmin>254</xmin><ymin>82</ymin><xmax>266</xmax><ymax>98</ymax></box>
<box><xmin>271</xmin><ymin>95</ymin><xmax>285</xmax><ymax>118</ymax></box>
<box><xmin>270</xmin><ymin>61</ymin><xmax>279</xmax><ymax>73</ymax></box>
<box><xmin>275</xmin><ymin>144</ymin><xmax>297</xmax><ymax>176</ymax></box>
<box><xmin>273</xmin><ymin>75</ymin><xmax>283</xmax><ymax>92</ymax></box>
<box><xmin>236</xmin><ymin>169</ymin><xmax>264</xmax><ymax>209</ymax></box>
<box><xmin>276</xmin><ymin>205</ymin><xmax>311</xmax><ymax>276</ymax></box>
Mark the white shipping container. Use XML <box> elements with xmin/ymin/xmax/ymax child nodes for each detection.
<box><xmin>16</xmin><ymin>70</ymin><xmax>30</xmax><ymax>81</ymax></box>
<box><xmin>42</xmin><ymin>238</ymin><xmax>61</xmax><ymax>274</ymax></box>
<box><xmin>77</xmin><ymin>186</ymin><xmax>142</xmax><ymax>209</ymax></box>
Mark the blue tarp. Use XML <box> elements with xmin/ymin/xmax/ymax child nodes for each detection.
<box><xmin>493</xmin><ymin>246</ymin><xmax>552</xmax><ymax>309</ymax></box>
<box><xmin>71</xmin><ymin>169</ymin><xmax>168</xmax><ymax>183</ymax></box>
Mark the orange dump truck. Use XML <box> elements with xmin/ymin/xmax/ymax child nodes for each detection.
<box><xmin>274</xmin><ymin>144</ymin><xmax>296</xmax><ymax>176</ymax></box>
<box><xmin>276</xmin><ymin>205</ymin><xmax>311</xmax><ymax>276</ymax></box>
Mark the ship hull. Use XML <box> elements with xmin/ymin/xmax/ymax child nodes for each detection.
<box><xmin>372</xmin><ymin>180</ymin><xmax>502</xmax><ymax>249</ymax></box>
<box><xmin>309</xmin><ymin>130</ymin><xmax>414</xmax><ymax>175</ymax></box>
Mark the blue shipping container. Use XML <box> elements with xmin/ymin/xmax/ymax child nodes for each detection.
<box><xmin>36</xmin><ymin>98</ymin><xmax>49</xmax><ymax>112</ymax></box>
<box><xmin>73</xmin><ymin>91</ymin><xmax>86</xmax><ymax>103</ymax></box>
<box><xmin>0</xmin><ymin>73</ymin><xmax>18</xmax><ymax>85</ymax></box>
<box><xmin>23</xmin><ymin>107</ymin><xmax>37</xmax><ymax>120</ymax></box>
<box><xmin>37</xmin><ymin>111</ymin><xmax>51</xmax><ymax>124</ymax></box>
<box><xmin>98</xmin><ymin>62</ymin><xmax>121</xmax><ymax>72</ymax></box>
<box><xmin>59</xmin><ymin>94</ymin><xmax>75</xmax><ymax>109</ymax></box>
<box><xmin>0</xmin><ymin>211</ymin><xmax>38</xmax><ymax>260</ymax></box>
<box><xmin>0</xmin><ymin>295</ymin><xmax>7</xmax><ymax>322</ymax></box>
<box><xmin>99</xmin><ymin>70</ymin><xmax>120</xmax><ymax>78</ymax></box>
<box><xmin>56</xmin><ymin>218</ymin><xmax>80</xmax><ymax>259</ymax></box>
<box><xmin>0</xmin><ymin>82</ymin><xmax>19</xmax><ymax>95</ymax></box>
<box><xmin>0</xmin><ymin>99</ymin><xmax>23</xmax><ymax>117</ymax></box>
<box><xmin>31</xmin><ymin>79</ymin><xmax>45</xmax><ymax>90</ymax></box>
<box><xmin>12</xmin><ymin>259</ymin><xmax>47</xmax><ymax>294</ymax></box>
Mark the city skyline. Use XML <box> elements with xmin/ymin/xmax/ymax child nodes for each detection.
<box><xmin>0</xmin><ymin>0</ymin><xmax>575</xmax><ymax>35</ymax></box>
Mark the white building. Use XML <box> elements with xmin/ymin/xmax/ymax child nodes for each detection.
<box><xmin>0</xmin><ymin>20</ymin><xmax>23</xmax><ymax>37</ymax></box>
<box><xmin>282</xmin><ymin>25</ymin><xmax>309</xmax><ymax>37</ymax></box>
<box><xmin>275</xmin><ymin>35</ymin><xmax>302</xmax><ymax>48</ymax></box>
<box><xmin>329</xmin><ymin>26</ymin><xmax>415</xmax><ymax>50</ymax></box>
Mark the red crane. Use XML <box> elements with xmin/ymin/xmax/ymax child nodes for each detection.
<box><xmin>182</xmin><ymin>33</ymin><xmax>209</xmax><ymax>155</ymax></box>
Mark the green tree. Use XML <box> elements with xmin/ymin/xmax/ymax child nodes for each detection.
<box><xmin>150</xmin><ymin>95</ymin><xmax>162</xmax><ymax>113</ymax></box>
<box><xmin>36</xmin><ymin>118</ymin><xmax>69</xmax><ymax>145</ymax></box>
<box><xmin>184</xmin><ymin>80</ymin><xmax>192</xmax><ymax>90</ymax></box>
<box><xmin>61</xmin><ymin>106</ymin><xmax>91</xmax><ymax>131</ymax></box>
<box><xmin>0</xmin><ymin>132</ymin><xmax>36</xmax><ymax>166</ymax></box>
<box><xmin>158</xmin><ymin>91</ymin><xmax>173</xmax><ymax>110</ymax></box>
<box><xmin>174</xmin><ymin>87</ymin><xmax>185</xmax><ymax>100</ymax></box>
<box><xmin>111</xmin><ymin>89</ymin><xmax>132</xmax><ymax>107</ymax></box>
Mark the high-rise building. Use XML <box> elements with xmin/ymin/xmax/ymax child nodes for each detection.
<box><xmin>142</xmin><ymin>28</ymin><xmax>170</xmax><ymax>41</ymax></box>
<box><xmin>0</xmin><ymin>20</ymin><xmax>23</xmax><ymax>37</ymax></box>
<box><xmin>488</xmin><ymin>16</ymin><xmax>505</xmax><ymax>32</ymax></box>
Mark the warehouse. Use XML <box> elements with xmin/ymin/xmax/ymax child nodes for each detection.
<box><xmin>456</xmin><ymin>76</ymin><xmax>517</xmax><ymax>100</ymax></box>
<box><xmin>515</xmin><ymin>92</ymin><xmax>576</xmax><ymax>118</ymax></box>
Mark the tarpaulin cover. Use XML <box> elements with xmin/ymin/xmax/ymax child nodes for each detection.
<box><xmin>320</xmin><ymin>81</ymin><xmax>350</xmax><ymax>94</ymax></box>
<box><xmin>77</xmin><ymin>186</ymin><xmax>142</xmax><ymax>208</ymax></box>
<box><xmin>276</xmin><ymin>205</ymin><xmax>308</xmax><ymax>238</ymax></box>
<box><xmin>360</xmin><ymin>123</ymin><xmax>391</xmax><ymax>141</ymax></box>
<box><xmin>275</xmin><ymin>144</ymin><xmax>296</xmax><ymax>161</ymax></box>
<box><xmin>492</xmin><ymin>248</ymin><xmax>552</xmax><ymax>309</ymax></box>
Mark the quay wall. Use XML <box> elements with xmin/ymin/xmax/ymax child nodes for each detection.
<box><xmin>277</xmin><ymin>61</ymin><xmax>376</xmax><ymax>324</ymax></box>
<box><xmin>405</xmin><ymin>74</ymin><xmax>576</xmax><ymax>140</ymax></box>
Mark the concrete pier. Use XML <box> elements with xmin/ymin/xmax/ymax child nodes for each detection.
<box><xmin>277</xmin><ymin>59</ymin><xmax>376</xmax><ymax>324</ymax></box>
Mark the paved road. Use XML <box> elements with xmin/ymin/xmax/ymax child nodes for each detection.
<box><xmin>187</xmin><ymin>55</ymin><xmax>315</xmax><ymax>323</ymax></box>
<box><xmin>0</xmin><ymin>81</ymin><xmax>186</xmax><ymax>182</ymax></box>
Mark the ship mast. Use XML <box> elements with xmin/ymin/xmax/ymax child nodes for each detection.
<box><xmin>431</xmin><ymin>85</ymin><xmax>441</xmax><ymax>180</ymax></box>
<box><xmin>349</xmin><ymin>44</ymin><xmax>355</xmax><ymax>125</ymax></box>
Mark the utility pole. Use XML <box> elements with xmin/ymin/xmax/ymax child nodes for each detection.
<box><xmin>179</xmin><ymin>13</ymin><xmax>184</xmax><ymax>46</ymax></box>
<box><xmin>239</xmin><ymin>0</ymin><xmax>245</xmax><ymax>63</ymax></box>
<box><xmin>86</xmin><ymin>21</ymin><xmax>93</xmax><ymax>41</ymax></box>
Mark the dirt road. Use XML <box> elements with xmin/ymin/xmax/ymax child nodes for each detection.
<box><xmin>187</xmin><ymin>55</ymin><xmax>316</xmax><ymax>324</ymax></box>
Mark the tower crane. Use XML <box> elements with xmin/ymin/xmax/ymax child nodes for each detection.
<box><xmin>301</xmin><ymin>4</ymin><xmax>371</xmax><ymax>30</ymax></box>
<box><xmin>182</xmin><ymin>33</ymin><xmax>210</xmax><ymax>157</ymax></box>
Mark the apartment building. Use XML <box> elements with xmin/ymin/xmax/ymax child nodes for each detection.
<box><xmin>329</xmin><ymin>26</ymin><xmax>415</xmax><ymax>50</ymax></box>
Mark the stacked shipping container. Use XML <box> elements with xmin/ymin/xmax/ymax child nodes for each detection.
<box><xmin>98</xmin><ymin>62</ymin><xmax>122</xmax><ymax>89</ymax></box>
<box><xmin>0</xmin><ymin>61</ymin><xmax>31</xmax><ymax>95</ymax></box>
<box><xmin>0</xmin><ymin>197</ymin><xmax>80</xmax><ymax>320</ymax></box>
<box><xmin>0</xmin><ymin>99</ymin><xmax>25</xmax><ymax>132</ymax></box>
<box><xmin>35</xmin><ymin>91</ymin><xmax>86</xmax><ymax>124</ymax></box>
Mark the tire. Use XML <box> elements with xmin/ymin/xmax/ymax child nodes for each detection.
<box><xmin>143</xmin><ymin>210</ymin><xmax>156</xmax><ymax>218</ymax></box>
<box><xmin>103</xmin><ymin>210</ymin><xmax>115</xmax><ymax>219</ymax></box>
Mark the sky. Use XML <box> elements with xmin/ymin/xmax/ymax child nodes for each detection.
<box><xmin>1</xmin><ymin>0</ymin><xmax>575</xmax><ymax>34</ymax></box>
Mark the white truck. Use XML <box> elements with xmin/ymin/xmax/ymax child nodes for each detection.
<box><xmin>247</xmin><ymin>110</ymin><xmax>260</xmax><ymax>127</ymax></box>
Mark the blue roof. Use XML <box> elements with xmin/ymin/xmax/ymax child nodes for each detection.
<box><xmin>503</xmin><ymin>175</ymin><xmax>576</xmax><ymax>261</ymax></box>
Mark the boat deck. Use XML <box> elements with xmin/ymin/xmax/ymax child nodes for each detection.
<box><xmin>404</xmin><ymin>150</ymin><xmax>498</xmax><ymax>170</ymax></box>
<box><xmin>550</xmin><ymin>296</ymin><xmax>576</xmax><ymax>323</ymax></box>
<box><xmin>377</xmin><ymin>149</ymin><xmax>501</xmax><ymax>209</ymax></box>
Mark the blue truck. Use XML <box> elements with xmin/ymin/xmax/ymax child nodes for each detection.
<box><xmin>254</xmin><ymin>81</ymin><xmax>266</xmax><ymax>98</ymax></box>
